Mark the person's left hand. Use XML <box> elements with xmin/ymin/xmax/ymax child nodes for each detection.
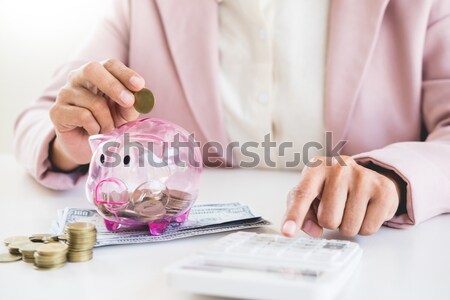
<box><xmin>281</xmin><ymin>156</ymin><xmax>401</xmax><ymax>238</ymax></box>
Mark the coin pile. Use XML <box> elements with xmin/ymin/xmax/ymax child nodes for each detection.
<box><xmin>165</xmin><ymin>190</ymin><xmax>193</xmax><ymax>216</ymax></box>
<box><xmin>34</xmin><ymin>243</ymin><xmax>68</xmax><ymax>270</ymax></box>
<box><xmin>111</xmin><ymin>188</ymin><xmax>193</xmax><ymax>223</ymax></box>
<box><xmin>66</xmin><ymin>222</ymin><xmax>97</xmax><ymax>262</ymax></box>
<box><xmin>19</xmin><ymin>243</ymin><xmax>41</xmax><ymax>263</ymax></box>
<box><xmin>0</xmin><ymin>222</ymin><xmax>97</xmax><ymax>270</ymax></box>
<box><xmin>134</xmin><ymin>88</ymin><xmax>155</xmax><ymax>114</ymax></box>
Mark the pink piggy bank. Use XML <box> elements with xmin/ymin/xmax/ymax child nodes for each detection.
<box><xmin>85</xmin><ymin>118</ymin><xmax>202</xmax><ymax>235</ymax></box>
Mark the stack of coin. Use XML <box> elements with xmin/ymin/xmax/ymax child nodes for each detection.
<box><xmin>165</xmin><ymin>189</ymin><xmax>193</xmax><ymax>216</ymax></box>
<box><xmin>66</xmin><ymin>222</ymin><xmax>97</xmax><ymax>262</ymax></box>
<box><xmin>34</xmin><ymin>243</ymin><xmax>68</xmax><ymax>270</ymax></box>
<box><xmin>19</xmin><ymin>242</ymin><xmax>41</xmax><ymax>263</ymax></box>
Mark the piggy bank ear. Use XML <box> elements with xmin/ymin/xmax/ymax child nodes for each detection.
<box><xmin>89</xmin><ymin>134</ymin><xmax>113</xmax><ymax>152</ymax></box>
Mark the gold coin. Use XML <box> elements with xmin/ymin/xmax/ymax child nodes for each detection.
<box><xmin>57</xmin><ymin>234</ymin><xmax>68</xmax><ymax>242</ymax></box>
<box><xmin>0</xmin><ymin>252</ymin><xmax>22</xmax><ymax>263</ymax></box>
<box><xmin>68</xmin><ymin>250</ymin><xmax>93</xmax><ymax>263</ymax></box>
<box><xmin>36</xmin><ymin>243</ymin><xmax>68</xmax><ymax>256</ymax></box>
<box><xmin>4</xmin><ymin>236</ymin><xmax>29</xmax><ymax>246</ymax></box>
<box><xmin>135</xmin><ymin>200</ymin><xmax>166</xmax><ymax>217</ymax></box>
<box><xmin>8</xmin><ymin>241</ymin><xmax>33</xmax><ymax>255</ymax></box>
<box><xmin>22</xmin><ymin>257</ymin><xmax>35</xmax><ymax>263</ymax></box>
<box><xmin>117</xmin><ymin>209</ymin><xmax>141</xmax><ymax>219</ymax></box>
<box><xmin>167</xmin><ymin>189</ymin><xmax>193</xmax><ymax>200</ymax></box>
<box><xmin>131</xmin><ymin>188</ymin><xmax>163</xmax><ymax>204</ymax></box>
<box><xmin>19</xmin><ymin>242</ymin><xmax>41</xmax><ymax>254</ymax></box>
<box><xmin>29</xmin><ymin>234</ymin><xmax>53</xmax><ymax>243</ymax></box>
<box><xmin>67</xmin><ymin>222</ymin><xmax>96</xmax><ymax>232</ymax></box>
<box><xmin>134</xmin><ymin>88</ymin><xmax>155</xmax><ymax>114</ymax></box>
<box><xmin>34</xmin><ymin>254</ymin><xmax>67</xmax><ymax>265</ymax></box>
<box><xmin>69</xmin><ymin>245</ymin><xmax>96</xmax><ymax>251</ymax></box>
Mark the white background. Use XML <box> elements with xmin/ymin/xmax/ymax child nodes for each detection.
<box><xmin>0</xmin><ymin>0</ymin><xmax>108</xmax><ymax>154</ymax></box>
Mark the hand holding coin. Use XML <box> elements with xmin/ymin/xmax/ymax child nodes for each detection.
<box><xmin>49</xmin><ymin>59</ymin><xmax>147</xmax><ymax>172</ymax></box>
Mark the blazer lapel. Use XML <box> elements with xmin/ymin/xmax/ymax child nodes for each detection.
<box><xmin>155</xmin><ymin>0</ymin><xmax>228</xmax><ymax>146</ymax></box>
<box><xmin>325</xmin><ymin>0</ymin><xmax>390</xmax><ymax>142</ymax></box>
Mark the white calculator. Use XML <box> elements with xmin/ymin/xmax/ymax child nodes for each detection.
<box><xmin>165</xmin><ymin>232</ymin><xmax>362</xmax><ymax>300</ymax></box>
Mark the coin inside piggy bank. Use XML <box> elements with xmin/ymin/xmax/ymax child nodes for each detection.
<box><xmin>85</xmin><ymin>118</ymin><xmax>202</xmax><ymax>235</ymax></box>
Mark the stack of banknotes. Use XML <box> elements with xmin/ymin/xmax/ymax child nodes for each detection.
<box><xmin>51</xmin><ymin>203</ymin><xmax>271</xmax><ymax>247</ymax></box>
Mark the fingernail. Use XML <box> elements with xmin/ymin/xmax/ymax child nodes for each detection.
<box><xmin>282</xmin><ymin>220</ymin><xmax>297</xmax><ymax>237</ymax></box>
<box><xmin>120</xmin><ymin>90</ymin><xmax>134</xmax><ymax>106</ymax></box>
<box><xmin>130</xmin><ymin>76</ymin><xmax>145</xmax><ymax>89</ymax></box>
<box><xmin>302</xmin><ymin>220</ymin><xmax>312</xmax><ymax>233</ymax></box>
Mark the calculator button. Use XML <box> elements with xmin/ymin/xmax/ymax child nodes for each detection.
<box><xmin>228</xmin><ymin>245</ymin><xmax>259</xmax><ymax>254</ymax></box>
<box><xmin>199</xmin><ymin>232</ymin><xmax>360</xmax><ymax>271</ymax></box>
<box><xmin>282</xmin><ymin>249</ymin><xmax>312</xmax><ymax>259</ymax></box>
<box><xmin>323</xmin><ymin>242</ymin><xmax>347</xmax><ymax>250</ymax></box>
<box><xmin>255</xmin><ymin>243</ymin><xmax>287</xmax><ymax>256</ymax></box>
<box><xmin>309</xmin><ymin>252</ymin><xmax>339</xmax><ymax>263</ymax></box>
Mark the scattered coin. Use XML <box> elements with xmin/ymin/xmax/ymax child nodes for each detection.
<box><xmin>4</xmin><ymin>236</ymin><xmax>29</xmax><ymax>247</ymax></box>
<box><xmin>134</xmin><ymin>88</ymin><xmax>155</xmax><ymax>114</ymax></box>
<box><xmin>135</xmin><ymin>199</ymin><xmax>165</xmax><ymax>216</ymax></box>
<box><xmin>2</xmin><ymin>222</ymin><xmax>97</xmax><ymax>269</ymax></box>
<box><xmin>134</xmin><ymin>199</ymin><xmax>166</xmax><ymax>222</ymax></box>
<box><xmin>131</xmin><ymin>188</ymin><xmax>165</xmax><ymax>205</ymax></box>
<box><xmin>8</xmin><ymin>241</ymin><xmax>32</xmax><ymax>255</ymax></box>
<box><xmin>0</xmin><ymin>252</ymin><xmax>22</xmax><ymax>263</ymax></box>
<box><xmin>57</xmin><ymin>234</ymin><xmax>68</xmax><ymax>242</ymax></box>
<box><xmin>29</xmin><ymin>234</ymin><xmax>53</xmax><ymax>243</ymax></box>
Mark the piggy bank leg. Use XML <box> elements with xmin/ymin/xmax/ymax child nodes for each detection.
<box><xmin>104</xmin><ymin>219</ymin><xmax>121</xmax><ymax>232</ymax></box>
<box><xmin>148</xmin><ymin>209</ymin><xmax>192</xmax><ymax>235</ymax></box>
<box><xmin>148</xmin><ymin>220</ymin><xmax>170</xmax><ymax>236</ymax></box>
<box><xmin>174</xmin><ymin>209</ymin><xmax>191</xmax><ymax>223</ymax></box>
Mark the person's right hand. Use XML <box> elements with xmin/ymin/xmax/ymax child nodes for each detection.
<box><xmin>49</xmin><ymin>59</ymin><xmax>146</xmax><ymax>171</ymax></box>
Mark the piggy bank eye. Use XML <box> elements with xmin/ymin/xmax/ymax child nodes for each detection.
<box><xmin>124</xmin><ymin>155</ymin><xmax>131</xmax><ymax>166</ymax></box>
<box><xmin>100</xmin><ymin>154</ymin><xmax>105</xmax><ymax>165</ymax></box>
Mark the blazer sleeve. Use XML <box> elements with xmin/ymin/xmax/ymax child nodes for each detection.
<box><xmin>13</xmin><ymin>0</ymin><xmax>131</xmax><ymax>190</ymax></box>
<box><xmin>354</xmin><ymin>11</ymin><xmax>450</xmax><ymax>228</ymax></box>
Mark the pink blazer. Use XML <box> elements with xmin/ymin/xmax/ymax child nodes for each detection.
<box><xmin>14</xmin><ymin>0</ymin><xmax>450</xmax><ymax>229</ymax></box>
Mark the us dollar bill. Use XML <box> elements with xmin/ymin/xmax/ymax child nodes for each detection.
<box><xmin>52</xmin><ymin>203</ymin><xmax>271</xmax><ymax>247</ymax></box>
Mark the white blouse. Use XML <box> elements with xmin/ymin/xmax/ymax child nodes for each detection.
<box><xmin>219</xmin><ymin>0</ymin><xmax>330</xmax><ymax>169</ymax></box>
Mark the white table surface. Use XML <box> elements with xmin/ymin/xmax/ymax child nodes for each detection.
<box><xmin>0</xmin><ymin>154</ymin><xmax>449</xmax><ymax>300</ymax></box>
